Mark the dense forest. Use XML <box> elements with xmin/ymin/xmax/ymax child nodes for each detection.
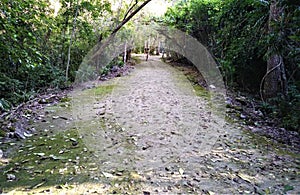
<box><xmin>0</xmin><ymin>0</ymin><xmax>299</xmax><ymax>130</ymax></box>
<box><xmin>163</xmin><ymin>0</ymin><xmax>300</xmax><ymax>131</ymax></box>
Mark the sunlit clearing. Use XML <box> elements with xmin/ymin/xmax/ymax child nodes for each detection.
<box><xmin>49</xmin><ymin>0</ymin><xmax>61</xmax><ymax>17</ymax></box>
<box><xmin>145</xmin><ymin>0</ymin><xmax>172</xmax><ymax>17</ymax></box>
<box><xmin>111</xmin><ymin>0</ymin><xmax>171</xmax><ymax>17</ymax></box>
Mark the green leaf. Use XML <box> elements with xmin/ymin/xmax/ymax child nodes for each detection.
<box><xmin>283</xmin><ymin>185</ymin><xmax>294</xmax><ymax>192</ymax></box>
<box><xmin>0</xmin><ymin>98</ymin><xmax>11</xmax><ymax>111</ymax></box>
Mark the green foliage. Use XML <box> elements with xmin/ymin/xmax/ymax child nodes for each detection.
<box><xmin>215</xmin><ymin>0</ymin><xmax>269</xmax><ymax>89</ymax></box>
<box><xmin>0</xmin><ymin>98</ymin><xmax>11</xmax><ymax>112</ymax></box>
<box><xmin>0</xmin><ymin>0</ymin><xmax>112</xmax><ymax>108</ymax></box>
<box><xmin>164</xmin><ymin>0</ymin><xmax>219</xmax><ymax>47</ymax></box>
<box><xmin>164</xmin><ymin>0</ymin><xmax>300</xmax><ymax>130</ymax></box>
<box><xmin>281</xmin><ymin>85</ymin><xmax>300</xmax><ymax>131</ymax></box>
<box><xmin>261</xmin><ymin>85</ymin><xmax>300</xmax><ymax>131</ymax></box>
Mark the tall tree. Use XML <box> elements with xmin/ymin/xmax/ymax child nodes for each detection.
<box><xmin>262</xmin><ymin>0</ymin><xmax>288</xmax><ymax>100</ymax></box>
<box><xmin>66</xmin><ymin>0</ymin><xmax>79</xmax><ymax>82</ymax></box>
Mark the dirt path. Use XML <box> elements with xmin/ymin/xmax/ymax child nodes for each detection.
<box><xmin>1</xmin><ymin>57</ymin><xmax>299</xmax><ymax>194</ymax></box>
<box><xmin>72</xmin><ymin>57</ymin><xmax>299</xmax><ymax>194</ymax></box>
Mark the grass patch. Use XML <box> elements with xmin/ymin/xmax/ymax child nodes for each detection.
<box><xmin>244</xmin><ymin>131</ymin><xmax>300</xmax><ymax>158</ymax></box>
<box><xmin>85</xmin><ymin>85</ymin><xmax>115</xmax><ymax>97</ymax></box>
<box><xmin>0</xmin><ymin>129</ymin><xmax>6</xmax><ymax>137</ymax></box>
<box><xmin>192</xmin><ymin>84</ymin><xmax>211</xmax><ymax>99</ymax></box>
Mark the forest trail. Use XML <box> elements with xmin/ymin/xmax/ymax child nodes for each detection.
<box><xmin>1</xmin><ymin>57</ymin><xmax>299</xmax><ymax>194</ymax></box>
<box><xmin>70</xmin><ymin>57</ymin><xmax>299</xmax><ymax>194</ymax></box>
<box><xmin>80</xmin><ymin>56</ymin><xmax>225</xmax><ymax>166</ymax></box>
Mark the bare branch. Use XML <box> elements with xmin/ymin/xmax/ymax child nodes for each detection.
<box><xmin>111</xmin><ymin>0</ymin><xmax>152</xmax><ymax>35</ymax></box>
<box><xmin>89</xmin><ymin>0</ymin><xmax>152</xmax><ymax>63</ymax></box>
<box><xmin>123</xmin><ymin>0</ymin><xmax>138</xmax><ymax>21</ymax></box>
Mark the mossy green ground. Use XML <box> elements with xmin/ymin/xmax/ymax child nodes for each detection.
<box><xmin>0</xmin><ymin>128</ymin><xmax>96</xmax><ymax>191</ymax></box>
<box><xmin>0</xmin><ymin>84</ymin><xmax>115</xmax><ymax>193</ymax></box>
<box><xmin>88</xmin><ymin>85</ymin><xmax>115</xmax><ymax>96</ymax></box>
<box><xmin>1</xmin><ymin>132</ymin><xmax>149</xmax><ymax>193</ymax></box>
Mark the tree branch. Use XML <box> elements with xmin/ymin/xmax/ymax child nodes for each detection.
<box><xmin>89</xmin><ymin>0</ymin><xmax>152</xmax><ymax>62</ymax></box>
<box><xmin>111</xmin><ymin>0</ymin><xmax>152</xmax><ymax>35</ymax></box>
<box><xmin>123</xmin><ymin>0</ymin><xmax>138</xmax><ymax>21</ymax></box>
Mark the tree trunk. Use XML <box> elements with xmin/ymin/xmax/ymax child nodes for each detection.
<box><xmin>263</xmin><ymin>0</ymin><xmax>287</xmax><ymax>100</ymax></box>
<box><xmin>66</xmin><ymin>0</ymin><xmax>79</xmax><ymax>82</ymax></box>
<box><xmin>124</xmin><ymin>41</ymin><xmax>127</xmax><ymax>63</ymax></box>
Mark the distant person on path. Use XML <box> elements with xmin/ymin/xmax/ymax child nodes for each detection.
<box><xmin>144</xmin><ymin>47</ymin><xmax>150</xmax><ymax>61</ymax></box>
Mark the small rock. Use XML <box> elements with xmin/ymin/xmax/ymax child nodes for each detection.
<box><xmin>93</xmin><ymin>103</ymin><xmax>105</xmax><ymax>109</ymax></box>
<box><xmin>225</xmin><ymin>97</ymin><xmax>233</xmax><ymax>105</ymax></box>
<box><xmin>96</xmin><ymin>109</ymin><xmax>105</xmax><ymax>115</ymax></box>
<box><xmin>7</xmin><ymin>174</ymin><xmax>16</xmax><ymax>181</ymax></box>
<box><xmin>112</xmin><ymin>66</ymin><xmax>119</xmax><ymax>72</ymax></box>
<box><xmin>240</xmin><ymin>114</ymin><xmax>247</xmax><ymax>119</ymax></box>
<box><xmin>24</xmin><ymin>131</ymin><xmax>33</xmax><ymax>137</ymax></box>
<box><xmin>0</xmin><ymin>149</ymin><xmax>3</xmax><ymax>158</ymax></box>
<box><xmin>39</xmin><ymin>99</ymin><xmax>47</xmax><ymax>104</ymax></box>
<box><xmin>52</xmin><ymin>116</ymin><xmax>60</xmax><ymax>119</ymax></box>
<box><xmin>209</xmin><ymin>85</ymin><xmax>216</xmax><ymax>89</ymax></box>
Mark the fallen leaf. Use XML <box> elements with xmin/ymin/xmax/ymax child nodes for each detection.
<box><xmin>49</xmin><ymin>155</ymin><xmax>67</xmax><ymax>160</ymax></box>
<box><xmin>283</xmin><ymin>185</ymin><xmax>294</xmax><ymax>192</ymax></box>
<box><xmin>34</xmin><ymin>153</ymin><xmax>45</xmax><ymax>157</ymax></box>
<box><xmin>102</xmin><ymin>172</ymin><xmax>114</xmax><ymax>178</ymax></box>
<box><xmin>238</xmin><ymin>173</ymin><xmax>255</xmax><ymax>183</ymax></box>
<box><xmin>130</xmin><ymin>172</ymin><xmax>142</xmax><ymax>180</ymax></box>
<box><xmin>208</xmin><ymin>191</ymin><xmax>216</xmax><ymax>195</ymax></box>
<box><xmin>179</xmin><ymin>167</ymin><xmax>184</xmax><ymax>175</ymax></box>
<box><xmin>30</xmin><ymin>180</ymin><xmax>46</xmax><ymax>189</ymax></box>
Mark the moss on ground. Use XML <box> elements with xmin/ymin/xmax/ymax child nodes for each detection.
<box><xmin>192</xmin><ymin>84</ymin><xmax>211</xmax><ymax>99</ymax></box>
<box><xmin>0</xmin><ymin>128</ymin><xmax>99</xmax><ymax>192</ymax></box>
<box><xmin>244</xmin><ymin>131</ymin><xmax>300</xmax><ymax>158</ymax></box>
<box><xmin>86</xmin><ymin>85</ymin><xmax>115</xmax><ymax>97</ymax></box>
<box><xmin>0</xmin><ymin>83</ymin><xmax>118</xmax><ymax>193</ymax></box>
